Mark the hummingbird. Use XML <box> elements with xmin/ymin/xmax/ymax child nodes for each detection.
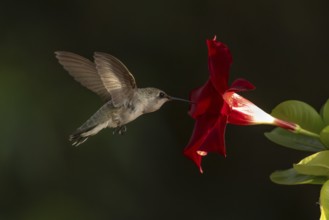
<box><xmin>55</xmin><ymin>51</ymin><xmax>190</xmax><ymax>146</ymax></box>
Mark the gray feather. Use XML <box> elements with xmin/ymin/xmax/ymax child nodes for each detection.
<box><xmin>55</xmin><ymin>51</ymin><xmax>111</xmax><ymax>101</ymax></box>
<box><xmin>94</xmin><ymin>52</ymin><xmax>137</xmax><ymax>107</ymax></box>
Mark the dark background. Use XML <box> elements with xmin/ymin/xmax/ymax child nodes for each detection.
<box><xmin>1</xmin><ymin>0</ymin><xmax>329</xmax><ymax>219</ymax></box>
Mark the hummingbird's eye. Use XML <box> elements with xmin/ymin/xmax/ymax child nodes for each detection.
<box><xmin>159</xmin><ymin>92</ymin><xmax>165</xmax><ymax>98</ymax></box>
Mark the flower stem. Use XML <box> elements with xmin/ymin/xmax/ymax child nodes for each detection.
<box><xmin>296</xmin><ymin>127</ymin><xmax>320</xmax><ymax>138</ymax></box>
<box><xmin>274</xmin><ymin>118</ymin><xmax>320</xmax><ymax>138</ymax></box>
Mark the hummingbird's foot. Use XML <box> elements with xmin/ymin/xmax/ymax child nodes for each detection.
<box><xmin>113</xmin><ymin>125</ymin><xmax>127</xmax><ymax>135</ymax></box>
<box><xmin>118</xmin><ymin>126</ymin><xmax>127</xmax><ymax>135</ymax></box>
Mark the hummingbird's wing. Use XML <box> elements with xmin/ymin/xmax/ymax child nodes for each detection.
<box><xmin>55</xmin><ymin>51</ymin><xmax>111</xmax><ymax>101</ymax></box>
<box><xmin>94</xmin><ymin>52</ymin><xmax>137</xmax><ymax>107</ymax></box>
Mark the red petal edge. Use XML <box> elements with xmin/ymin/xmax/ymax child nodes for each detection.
<box><xmin>206</xmin><ymin>38</ymin><xmax>232</xmax><ymax>94</ymax></box>
<box><xmin>184</xmin><ymin>114</ymin><xmax>218</xmax><ymax>173</ymax></box>
<box><xmin>228</xmin><ymin>78</ymin><xmax>255</xmax><ymax>92</ymax></box>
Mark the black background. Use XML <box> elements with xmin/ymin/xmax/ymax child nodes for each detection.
<box><xmin>1</xmin><ymin>0</ymin><xmax>329</xmax><ymax>219</ymax></box>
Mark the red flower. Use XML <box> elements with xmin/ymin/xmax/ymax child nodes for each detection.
<box><xmin>184</xmin><ymin>37</ymin><xmax>297</xmax><ymax>173</ymax></box>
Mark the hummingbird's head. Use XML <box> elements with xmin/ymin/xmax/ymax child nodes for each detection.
<box><xmin>141</xmin><ymin>88</ymin><xmax>190</xmax><ymax>113</ymax></box>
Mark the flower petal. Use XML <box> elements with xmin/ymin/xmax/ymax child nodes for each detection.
<box><xmin>184</xmin><ymin>114</ymin><xmax>218</xmax><ymax>173</ymax></box>
<box><xmin>188</xmin><ymin>80</ymin><xmax>222</xmax><ymax>119</ymax></box>
<box><xmin>228</xmin><ymin>78</ymin><xmax>255</xmax><ymax>92</ymax></box>
<box><xmin>207</xmin><ymin>39</ymin><xmax>232</xmax><ymax>94</ymax></box>
<box><xmin>223</xmin><ymin>91</ymin><xmax>276</xmax><ymax>125</ymax></box>
<box><xmin>199</xmin><ymin>114</ymin><xmax>228</xmax><ymax>156</ymax></box>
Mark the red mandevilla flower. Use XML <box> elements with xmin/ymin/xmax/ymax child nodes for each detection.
<box><xmin>184</xmin><ymin>37</ymin><xmax>297</xmax><ymax>173</ymax></box>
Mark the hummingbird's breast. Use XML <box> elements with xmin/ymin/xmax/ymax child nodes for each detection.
<box><xmin>106</xmin><ymin>94</ymin><xmax>146</xmax><ymax>127</ymax></box>
<box><xmin>119</xmin><ymin>102</ymin><xmax>144</xmax><ymax>125</ymax></box>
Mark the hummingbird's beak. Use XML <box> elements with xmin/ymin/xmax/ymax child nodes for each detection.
<box><xmin>168</xmin><ymin>96</ymin><xmax>193</xmax><ymax>104</ymax></box>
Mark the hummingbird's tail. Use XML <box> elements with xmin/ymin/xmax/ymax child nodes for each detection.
<box><xmin>69</xmin><ymin>132</ymin><xmax>89</xmax><ymax>146</ymax></box>
<box><xmin>69</xmin><ymin>122</ymin><xmax>109</xmax><ymax>146</ymax></box>
<box><xmin>69</xmin><ymin>124</ymin><xmax>98</xmax><ymax>146</ymax></box>
<box><xmin>69</xmin><ymin>102</ymin><xmax>113</xmax><ymax>146</ymax></box>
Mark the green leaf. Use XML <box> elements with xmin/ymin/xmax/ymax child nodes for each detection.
<box><xmin>270</xmin><ymin>168</ymin><xmax>327</xmax><ymax>185</ymax></box>
<box><xmin>265</xmin><ymin>127</ymin><xmax>327</xmax><ymax>152</ymax></box>
<box><xmin>271</xmin><ymin>100</ymin><xmax>325</xmax><ymax>133</ymax></box>
<box><xmin>321</xmin><ymin>126</ymin><xmax>329</xmax><ymax>148</ymax></box>
<box><xmin>320</xmin><ymin>180</ymin><xmax>329</xmax><ymax>220</ymax></box>
<box><xmin>294</xmin><ymin>151</ymin><xmax>329</xmax><ymax>177</ymax></box>
<box><xmin>321</xmin><ymin>99</ymin><xmax>329</xmax><ymax>126</ymax></box>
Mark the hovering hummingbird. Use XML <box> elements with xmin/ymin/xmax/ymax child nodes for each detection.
<box><xmin>55</xmin><ymin>51</ymin><xmax>190</xmax><ymax>146</ymax></box>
